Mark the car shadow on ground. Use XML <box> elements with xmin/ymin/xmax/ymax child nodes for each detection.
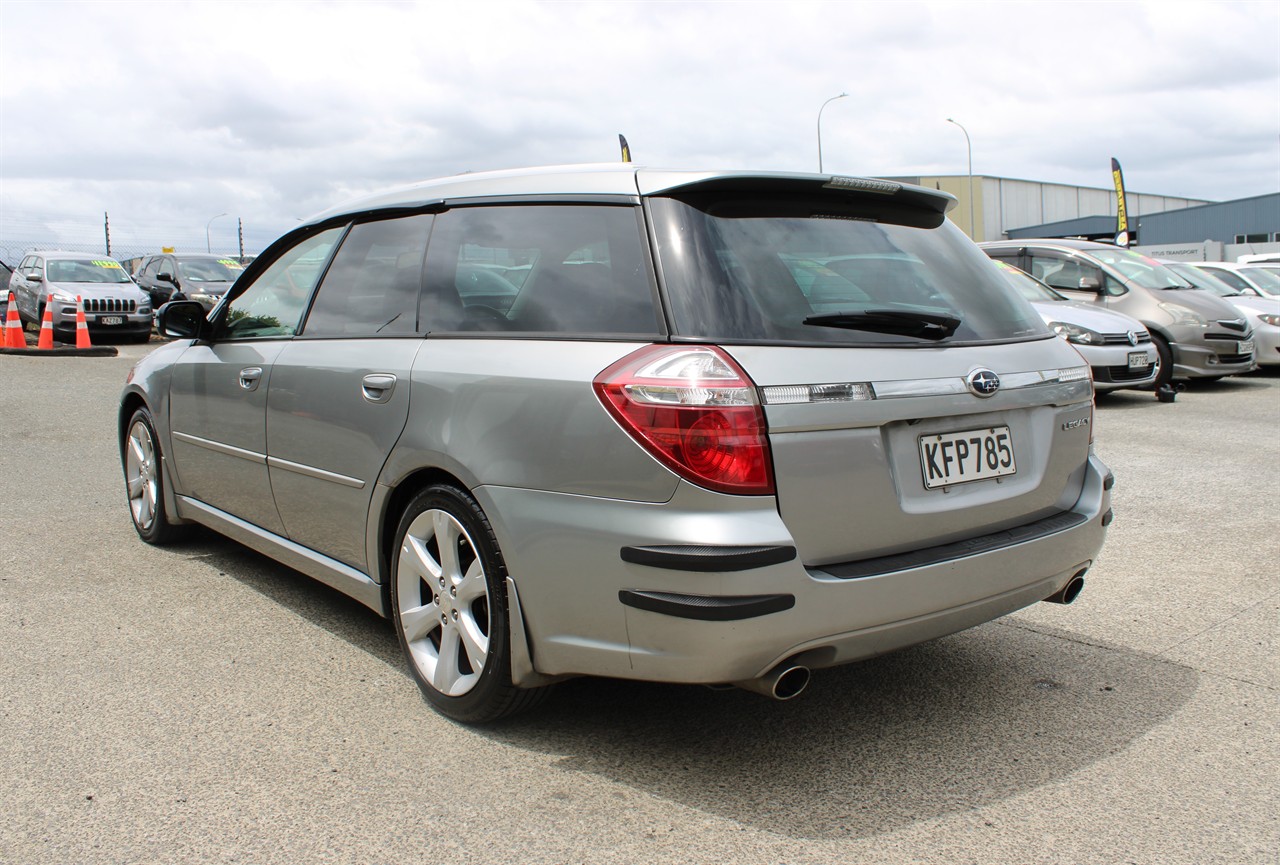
<box><xmin>171</xmin><ymin>527</ymin><xmax>402</xmax><ymax>668</ymax></box>
<box><xmin>172</xmin><ymin>529</ymin><xmax>1199</xmax><ymax>842</ymax></box>
<box><xmin>482</xmin><ymin>623</ymin><xmax>1198</xmax><ymax>840</ymax></box>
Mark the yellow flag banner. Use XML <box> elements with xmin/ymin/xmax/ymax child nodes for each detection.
<box><xmin>1111</xmin><ymin>158</ymin><xmax>1130</xmax><ymax>247</ymax></box>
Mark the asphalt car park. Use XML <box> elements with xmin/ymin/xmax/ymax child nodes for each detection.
<box><xmin>1</xmin><ymin>347</ymin><xmax>1276</xmax><ymax>864</ymax></box>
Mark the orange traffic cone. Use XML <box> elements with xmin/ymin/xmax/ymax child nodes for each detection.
<box><xmin>74</xmin><ymin>295</ymin><xmax>92</xmax><ymax>348</ymax></box>
<box><xmin>36</xmin><ymin>294</ymin><xmax>55</xmax><ymax>350</ymax></box>
<box><xmin>3</xmin><ymin>291</ymin><xmax>24</xmax><ymax>348</ymax></box>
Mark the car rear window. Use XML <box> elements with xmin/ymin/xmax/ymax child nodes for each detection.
<box><xmin>649</xmin><ymin>195</ymin><xmax>1046</xmax><ymax>346</ymax></box>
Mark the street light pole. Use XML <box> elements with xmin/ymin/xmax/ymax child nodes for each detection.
<box><xmin>817</xmin><ymin>93</ymin><xmax>848</xmax><ymax>173</ymax></box>
<box><xmin>946</xmin><ymin>118</ymin><xmax>975</xmax><ymax>239</ymax></box>
<box><xmin>206</xmin><ymin>212</ymin><xmax>228</xmax><ymax>253</ymax></box>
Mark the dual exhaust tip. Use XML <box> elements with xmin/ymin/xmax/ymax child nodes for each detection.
<box><xmin>731</xmin><ymin>570</ymin><xmax>1088</xmax><ymax>701</ymax></box>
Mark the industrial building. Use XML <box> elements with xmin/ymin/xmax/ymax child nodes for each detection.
<box><xmin>885</xmin><ymin>174</ymin><xmax>1280</xmax><ymax>261</ymax></box>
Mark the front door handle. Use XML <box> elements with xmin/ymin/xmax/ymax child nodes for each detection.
<box><xmin>362</xmin><ymin>373</ymin><xmax>397</xmax><ymax>404</ymax></box>
<box><xmin>239</xmin><ymin>367</ymin><xmax>263</xmax><ymax>391</ymax></box>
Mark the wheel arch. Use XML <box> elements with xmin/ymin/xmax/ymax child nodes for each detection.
<box><xmin>118</xmin><ymin>390</ymin><xmax>149</xmax><ymax>454</ymax></box>
<box><xmin>373</xmin><ymin>466</ymin><xmax>473</xmax><ymax>617</ymax></box>
<box><xmin>120</xmin><ymin>395</ymin><xmax>192</xmax><ymax>539</ymax></box>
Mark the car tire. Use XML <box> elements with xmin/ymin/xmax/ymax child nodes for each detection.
<box><xmin>390</xmin><ymin>484</ymin><xmax>546</xmax><ymax>723</ymax></box>
<box><xmin>1151</xmin><ymin>333</ymin><xmax>1173</xmax><ymax>389</ymax></box>
<box><xmin>123</xmin><ymin>407</ymin><xmax>189</xmax><ymax>545</ymax></box>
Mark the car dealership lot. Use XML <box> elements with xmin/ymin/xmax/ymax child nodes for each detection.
<box><xmin>1</xmin><ymin>346</ymin><xmax>1276</xmax><ymax>865</ymax></box>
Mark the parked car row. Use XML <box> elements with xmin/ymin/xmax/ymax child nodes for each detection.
<box><xmin>991</xmin><ymin>260</ymin><xmax>1159</xmax><ymax>391</ymax></box>
<box><xmin>4</xmin><ymin>250</ymin><xmax>250</xmax><ymax>343</ymax></box>
<box><xmin>979</xmin><ymin>240</ymin><xmax>1263</xmax><ymax>388</ymax></box>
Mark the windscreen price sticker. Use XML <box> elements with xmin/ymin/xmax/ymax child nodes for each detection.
<box><xmin>92</xmin><ymin>260</ymin><xmax>123</xmax><ymax>269</ymax></box>
<box><xmin>920</xmin><ymin>426</ymin><xmax>1016</xmax><ymax>489</ymax></box>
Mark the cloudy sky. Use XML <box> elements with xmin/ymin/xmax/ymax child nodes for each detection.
<box><xmin>1</xmin><ymin>0</ymin><xmax>1277</xmax><ymax>258</ymax></box>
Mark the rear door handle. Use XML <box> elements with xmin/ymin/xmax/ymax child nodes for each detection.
<box><xmin>362</xmin><ymin>373</ymin><xmax>397</xmax><ymax>404</ymax></box>
<box><xmin>239</xmin><ymin>367</ymin><xmax>263</xmax><ymax>391</ymax></box>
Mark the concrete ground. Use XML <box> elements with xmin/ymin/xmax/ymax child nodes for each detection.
<box><xmin>1</xmin><ymin>345</ymin><xmax>1276</xmax><ymax>864</ymax></box>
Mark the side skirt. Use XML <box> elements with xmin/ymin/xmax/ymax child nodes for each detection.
<box><xmin>175</xmin><ymin>496</ymin><xmax>384</xmax><ymax>615</ymax></box>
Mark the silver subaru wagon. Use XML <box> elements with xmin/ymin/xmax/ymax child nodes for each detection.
<box><xmin>120</xmin><ymin>165</ymin><xmax>1113</xmax><ymax>722</ymax></box>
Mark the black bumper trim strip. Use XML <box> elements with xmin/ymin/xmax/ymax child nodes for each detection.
<box><xmin>620</xmin><ymin>544</ymin><xmax>797</xmax><ymax>572</ymax></box>
<box><xmin>815</xmin><ymin>510</ymin><xmax>1091</xmax><ymax>580</ymax></box>
<box><xmin>619</xmin><ymin>590</ymin><xmax>795</xmax><ymax>621</ymax></box>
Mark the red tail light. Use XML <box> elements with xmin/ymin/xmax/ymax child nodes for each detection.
<box><xmin>593</xmin><ymin>345</ymin><xmax>775</xmax><ymax>495</ymax></box>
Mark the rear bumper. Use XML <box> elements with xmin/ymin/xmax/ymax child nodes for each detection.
<box><xmin>479</xmin><ymin>452</ymin><xmax>1113</xmax><ymax>686</ymax></box>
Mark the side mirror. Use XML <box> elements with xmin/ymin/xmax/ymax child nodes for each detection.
<box><xmin>29</xmin><ymin>272</ymin><xmax>44</xmax><ymax>283</ymax></box>
<box><xmin>157</xmin><ymin>299</ymin><xmax>208</xmax><ymax>340</ymax></box>
<box><xmin>1078</xmin><ymin>276</ymin><xmax>1102</xmax><ymax>292</ymax></box>
<box><xmin>158</xmin><ymin>272</ymin><xmax>177</xmax><ymax>285</ymax></box>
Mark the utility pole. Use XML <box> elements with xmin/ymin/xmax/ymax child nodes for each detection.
<box><xmin>104</xmin><ymin>212</ymin><xmax>112</xmax><ymax>256</ymax></box>
<box><xmin>238</xmin><ymin>218</ymin><xmax>245</xmax><ymax>262</ymax></box>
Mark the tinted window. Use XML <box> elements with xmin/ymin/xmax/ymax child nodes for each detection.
<box><xmin>304</xmin><ymin>215</ymin><xmax>432</xmax><ymax>337</ymax></box>
<box><xmin>650</xmin><ymin>196</ymin><xmax>1044</xmax><ymax>345</ymax></box>
<box><xmin>422</xmin><ymin>205</ymin><xmax>660</xmax><ymax>336</ymax></box>
<box><xmin>221</xmin><ymin>227</ymin><xmax>343</xmax><ymax>340</ymax></box>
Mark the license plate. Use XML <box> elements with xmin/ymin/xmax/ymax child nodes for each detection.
<box><xmin>920</xmin><ymin>426</ymin><xmax>1016</xmax><ymax>490</ymax></box>
<box><xmin>98</xmin><ymin>315</ymin><xmax>124</xmax><ymax>325</ymax></box>
<box><xmin>1128</xmin><ymin>351</ymin><xmax>1150</xmax><ymax>369</ymax></box>
<box><xmin>1238</xmin><ymin>339</ymin><xmax>1254</xmax><ymax>355</ymax></box>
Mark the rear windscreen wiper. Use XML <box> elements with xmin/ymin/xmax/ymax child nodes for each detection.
<box><xmin>803</xmin><ymin>309</ymin><xmax>962</xmax><ymax>341</ymax></box>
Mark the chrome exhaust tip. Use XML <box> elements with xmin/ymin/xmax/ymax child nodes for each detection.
<box><xmin>1043</xmin><ymin>572</ymin><xmax>1086</xmax><ymax>605</ymax></box>
<box><xmin>733</xmin><ymin>662</ymin><xmax>811</xmax><ymax>701</ymax></box>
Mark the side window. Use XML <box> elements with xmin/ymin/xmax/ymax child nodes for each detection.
<box><xmin>303</xmin><ymin>214</ymin><xmax>433</xmax><ymax>337</ymax></box>
<box><xmin>220</xmin><ymin>227</ymin><xmax>344</xmax><ymax>340</ymax></box>
<box><xmin>156</xmin><ymin>258</ymin><xmax>176</xmax><ymax>281</ymax></box>
<box><xmin>422</xmin><ymin>204</ymin><xmax>660</xmax><ymax>336</ymax></box>
<box><xmin>1029</xmin><ymin>254</ymin><xmax>1099</xmax><ymax>292</ymax></box>
<box><xmin>140</xmin><ymin>258</ymin><xmax>160</xmax><ymax>280</ymax></box>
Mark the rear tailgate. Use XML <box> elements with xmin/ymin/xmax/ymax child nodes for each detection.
<box><xmin>727</xmin><ymin>337</ymin><xmax>1094</xmax><ymax>566</ymax></box>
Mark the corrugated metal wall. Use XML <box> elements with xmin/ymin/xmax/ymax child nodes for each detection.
<box><xmin>1135</xmin><ymin>194</ymin><xmax>1280</xmax><ymax>245</ymax></box>
<box><xmin>888</xmin><ymin>175</ymin><xmax>1210</xmax><ymax>242</ymax></box>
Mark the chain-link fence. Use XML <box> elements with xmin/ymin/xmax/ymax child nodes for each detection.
<box><xmin>1</xmin><ymin>240</ymin><xmax>164</xmax><ymax>269</ymax></box>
